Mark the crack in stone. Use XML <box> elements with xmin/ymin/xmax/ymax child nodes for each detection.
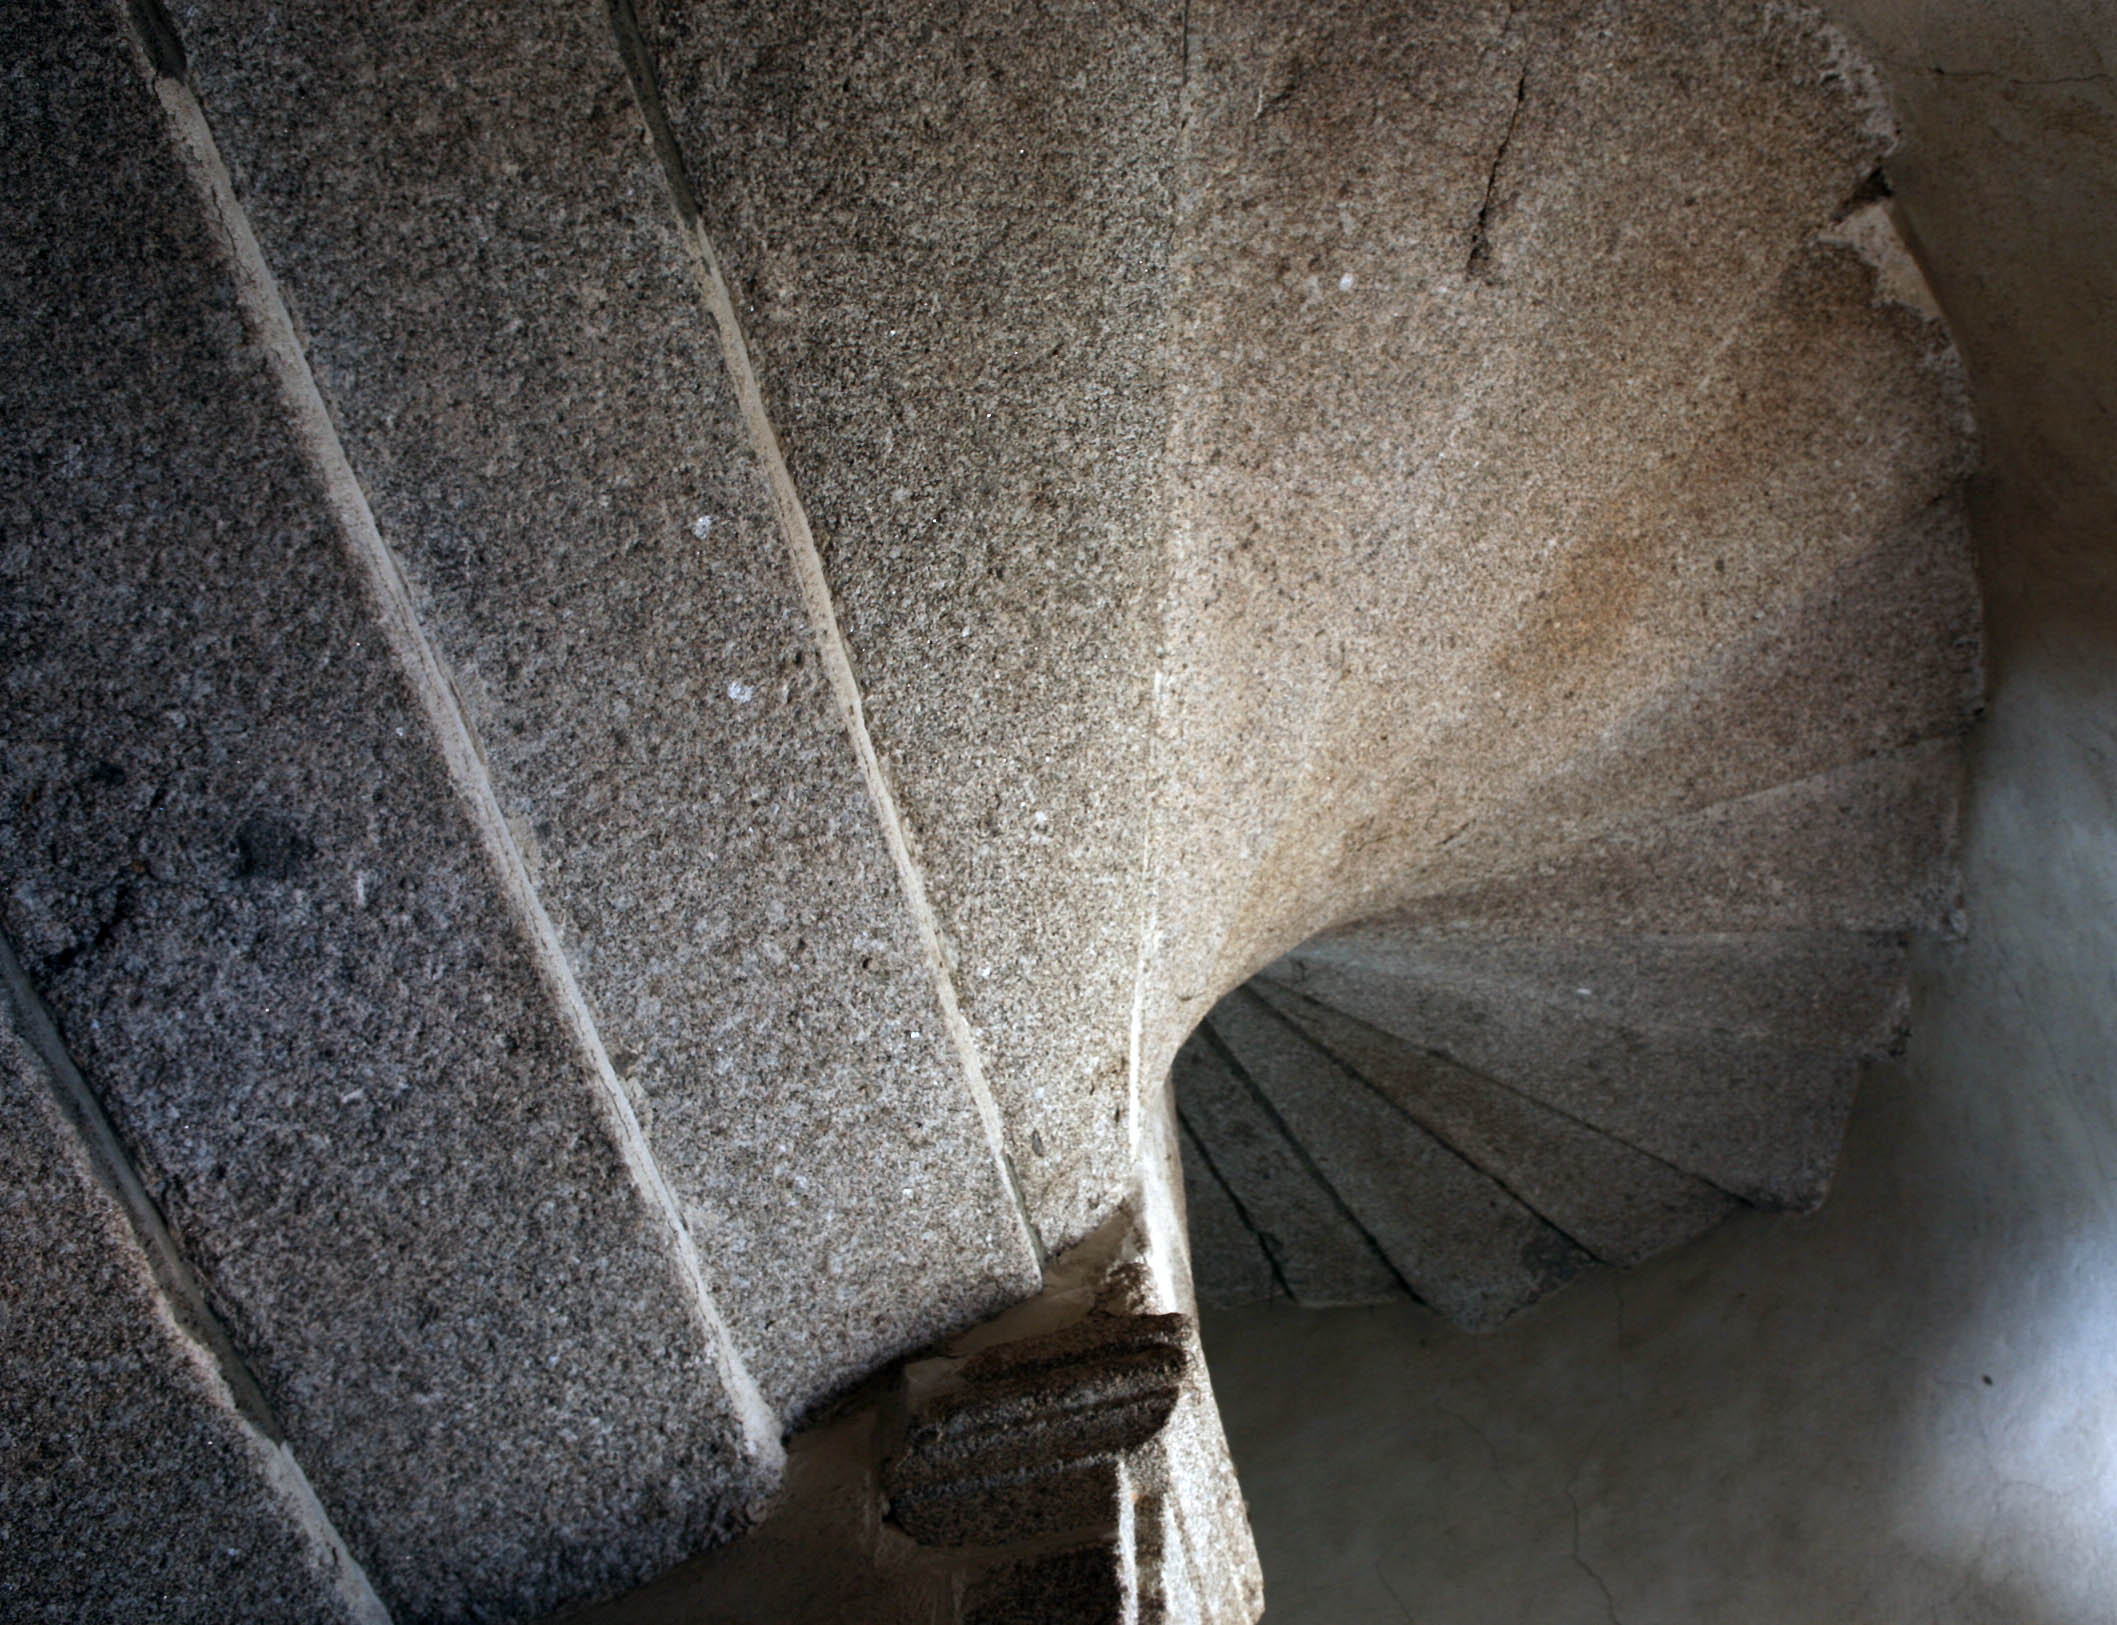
<box><xmin>1929</xmin><ymin>67</ymin><xmax>2112</xmax><ymax>86</ymax></box>
<box><xmin>1564</xmin><ymin>1478</ymin><xmax>1623</xmax><ymax>1625</ymax></box>
<box><xmin>1468</xmin><ymin>65</ymin><xmax>1529</xmax><ymax>279</ymax></box>
<box><xmin>1374</xmin><ymin>1561</ymin><xmax>1419</xmax><ymax>1623</ymax></box>
<box><xmin>1559</xmin><ymin>1422</ymin><xmax>1624</xmax><ymax>1625</ymax></box>
<box><xmin>1432</xmin><ymin>1400</ymin><xmax>1508</xmax><ymax>1483</ymax></box>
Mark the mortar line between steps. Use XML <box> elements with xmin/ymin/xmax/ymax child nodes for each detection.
<box><xmin>1196</xmin><ymin>1018</ymin><xmax>1418</xmax><ymax>1302</ymax></box>
<box><xmin>1258</xmin><ymin>968</ymin><xmax>1755</xmax><ymax>1203</ymax></box>
<box><xmin>1243</xmin><ymin>986</ymin><xmax>1606</xmax><ymax>1265</ymax></box>
<box><xmin>2</xmin><ymin>923</ymin><xmax>394</xmax><ymax>1625</ymax></box>
<box><xmin>603</xmin><ymin>0</ymin><xmax>1047</xmax><ymax>1272</ymax></box>
<box><xmin>122</xmin><ymin>9</ymin><xmax>786</xmax><ymax>1477</ymax></box>
<box><xmin>1176</xmin><ymin>1108</ymin><xmax>1294</xmax><ymax>1300</ymax></box>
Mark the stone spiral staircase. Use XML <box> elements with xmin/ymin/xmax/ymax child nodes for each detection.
<box><xmin>1153</xmin><ymin>0</ymin><xmax>1983</xmax><ymax>1339</ymax></box>
<box><xmin>1180</xmin><ymin>748</ymin><xmax>1974</xmax><ymax>1328</ymax></box>
<box><xmin>1</xmin><ymin>0</ymin><xmax>1977</xmax><ymax>1620</ymax></box>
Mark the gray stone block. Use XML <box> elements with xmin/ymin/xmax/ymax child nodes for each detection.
<box><xmin>962</xmin><ymin>1544</ymin><xmax>1128</xmax><ymax>1625</ymax></box>
<box><xmin>171</xmin><ymin>0</ymin><xmax>1039</xmax><ymax>1419</ymax></box>
<box><xmin>638</xmin><ymin>0</ymin><xmax>1185</xmax><ymax>1249</ymax></box>
<box><xmin>1172</xmin><ymin>1042</ymin><xmax>1402</xmax><ymax>1307</ymax></box>
<box><xmin>0</xmin><ymin>1013</ymin><xmax>369</xmax><ymax>1625</ymax></box>
<box><xmin>1140</xmin><ymin>1365</ymin><xmax>1269</xmax><ymax>1625</ymax></box>
<box><xmin>1367</xmin><ymin>740</ymin><xmax>1965</xmax><ymax>943</ymax></box>
<box><xmin>886</xmin><ymin>1308</ymin><xmax>1185</xmax><ymax>1546</ymax></box>
<box><xmin>1422</xmin><ymin>506</ymin><xmax>1983</xmax><ymax>891</ymax></box>
<box><xmin>1207</xmin><ymin>992</ymin><xmax>1586</xmax><ymax>1332</ymax></box>
<box><xmin>1178</xmin><ymin>1120</ymin><xmax>1280</xmax><ymax>1309</ymax></box>
<box><xmin>548</xmin><ymin>1210</ymin><xmax>1262</xmax><ymax>1623</ymax></box>
<box><xmin>0</xmin><ymin>6</ymin><xmax>769</xmax><ymax>1613</ymax></box>
<box><xmin>1132</xmin><ymin>1490</ymin><xmax>1201</xmax><ymax>1625</ymax></box>
<box><xmin>1265</xmin><ymin>956</ymin><xmax>1859</xmax><ymax>1208</ymax></box>
<box><xmin>1291</xmin><ymin>931</ymin><xmax>1914</xmax><ymax>1055</ymax></box>
<box><xmin>1252</xmin><ymin>977</ymin><xmax>1737</xmax><ymax>1269</ymax></box>
<box><xmin>886</xmin><ymin>1456</ymin><xmax>1126</xmax><ymax>1549</ymax></box>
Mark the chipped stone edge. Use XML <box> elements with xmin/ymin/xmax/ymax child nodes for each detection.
<box><xmin>115</xmin><ymin>0</ymin><xmax>786</xmax><ymax>1489</ymax></box>
<box><xmin>1820</xmin><ymin>201</ymin><xmax>1947</xmax><ymax>321</ymax></box>
<box><xmin>1770</xmin><ymin>0</ymin><xmax>1902</xmax><ymax>152</ymax></box>
<box><xmin>0</xmin><ymin>928</ymin><xmax>394</xmax><ymax>1625</ymax></box>
<box><xmin>602</xmin><ymin>0</ymin><xmax>1047</xmax><ymax>1280</ymax></box>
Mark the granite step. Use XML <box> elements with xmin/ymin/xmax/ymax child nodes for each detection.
<box><xmin>1171</xmin><ymin>1034</ymin><xmax>1403</xmax><ymax>1308</ymax></box>
<box><xmin>638</xmin><ymin>0</ymin><xmax>1184</xmax><ymax>1250</ymax></box>
<box><xmin>1258</xmin><ymin>954</ymin><xmax>1858</xmax><ymax>1210</ymax></box>
<box><xmin>1355</xmin><ymin>739</ymin><xmax>1963</xmax><ymax>944</ymax></box>
<box><xmin>1406</xmin><ymin>506</ymin><xmax>1983</xmax><ymax>899</ymax></box>
<box><xmin>0</xmin><ymin>971</ymin><xmax>382</xmax><ymax>1625</ymax></box>
<box><xmin>1248</xmin><ymin>978</ymin><xmax>1739</xmax><ymax>1269</ymax></box>
<box><xmin>1</xmin><ymin>9</ymin><xmax>778</xmax><ymax>1615</ymax></box>
<box><xmin>1205</xmin><ymin>990</ymin><xmax>1589</xmax><ymax>1332</ymax></box>
<box><xmin>176</xmin><ymin>0</ymin><xmax>1041</xmax><ymax>1419</ymax></box>
<box><xmin>1178</xmin><ymin>1117</ymin><xmax>1282</xmax><ymax>1309</ymax></box>
<box><xmin>1284</xmin><ymin>931</ymin><xmax>1914</xmax><ymax>1055</ymax></box>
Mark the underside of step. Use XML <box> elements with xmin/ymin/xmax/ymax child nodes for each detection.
<box><xmin>1177</xmin><ymin>740</ymin><xmax>1971</xmax><ymax>1326</ymax></box>
<box><xmin>1159</xmin><ymin>0</ymin><xmax>1981</xmax><ymax>1335</ymax></box>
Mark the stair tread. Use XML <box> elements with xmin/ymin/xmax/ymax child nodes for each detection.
<box><xmin>1262</xmin><ymin>957</ymin><xmax>1860</xmax><ymax>1209</ymax></box>
<box><xmin>2</xmin><ymin>20</ymin><xmax>784</xmax><ymax>1611</ymax></box>
<box><xmin>1171</xmin><ymin>1040</ymin><xmax>1403</xmax><ymax>1308</ymax></box>
<box><xmin>1360</xmin><ymin>739</ymin><xmax>1961</xmax><ymax>941</ymax></box>
<box><xmin>1415</xmin><ymin>508</ymin><xmax>1980</xmax><ymax>895</ymax></box>
<box><xmin>1177</xmin><ymin>1120</ymin><xmax>1281</xmax><ymax>1310</ymax></box>
<box><xmin>173</xmin><ymin>0</ymin><xmax>1047</xmax><ymax>1420</ymax></box>
<box><xmin>0</xmin><ymin>1010</ymin><xmax>370</xmax><ymax>1621</ymax></box>
<box><xmin>1279</xmin><ymin>931</ymin><xmax>1911</xmax><ymax>1055</ymax></box>
<box><xmin>644</xmin><ymin>0</ymin><xmax>1178</xmax><ymax>1253</ymax></box>
<box><xmin>1250</xmin><ymin>978</ymin><xmax>1739</xmax><ymax>1268</ymax></box>
<box><xmin>1207</xmin><ymin>991</ymin><xmax>1589</xmax><ymax>1332</ymax></box>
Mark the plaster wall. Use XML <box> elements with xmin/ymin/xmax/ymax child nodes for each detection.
<box><xmin>1198</xmin><ymin>2</ymin><xmax>2117</xmax><ymax>1618</ymax></box>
